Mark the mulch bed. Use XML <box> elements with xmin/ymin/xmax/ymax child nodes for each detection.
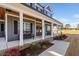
<box><xmin>20</xmin><ymin>41</ymin><xmax>54</xmax><ymax>56</ymax></box>
<box><xmin>3</xmin><ymin>35</ymin><xmax>67</xmax><ymax>56</ymax></box>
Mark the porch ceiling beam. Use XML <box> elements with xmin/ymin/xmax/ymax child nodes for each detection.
<box><xmin>23</xmin><ymin>17</ymin><xmax>42</xmax><ymax>23</ymax></box>
<box><xmin>6</xmin><ymin>11</ymin><xmax>52</xmax><ymax>24</ymax></box>
<box><xmin>6</xmin><ymin>13</ymin><xmax>19</xmax><ymax>18</ymax></box>
<box><xmin>0</xmin><ymin>20</ymin><xmax>5</xmax><ymax>22</ymax></box>
<box><xmin>6</xmin><ymin>13</ymin><xmax>42</xmax><ymax>24</ymax></box>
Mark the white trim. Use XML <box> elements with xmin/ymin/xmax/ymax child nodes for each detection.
<box><xmin>24</xmin><ymin>17</ymin><xmax>42</xmax><ymax>23</ymax></box>
<box><xmin>34</xmin><ymin>21</ymin><xmax>36</xmax><ymax>38</ymax></box>
<box><xmin>42</xmin><ymin>20</ymin><xmax>45</xmax><ymax>39</ymax></box>
<box><xmin>7</xmin><ymin>13</ymin><xmax>19</xmax><ymax>18</ymax></box>
<box><xmin>6</xmin><ymin>13</ymin><xmax>42</xmax><ymax>24</ymax></box>
<box><xmin>51</xmin><ymin>23</ymin><xmax>53</xmax><ymax>37</ymax></box>
<box><xmin>5</xmin><ymin>13</ymin><xmax>8</xmax><ymax>48</ymax></box>
<box><xmin>0</xmin><ymin>19</ymin><xmax>5</xmax><ymax>22</ymax></box>
<box><xmin>19</xmin><ymin>12</ymin><xmax>23</xmax><ymax>46</ymax></box>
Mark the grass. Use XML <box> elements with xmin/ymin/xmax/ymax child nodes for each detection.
<box><xmin>62</xmin><ymin>29</ymin><xmax>79</xmax><ymax>34</ymax></box>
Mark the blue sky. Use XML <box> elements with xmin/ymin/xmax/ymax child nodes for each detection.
<box><xmin>40</xmin><ymin>3</ymin><xmax>79</xmax><ymax>27</ymax></box>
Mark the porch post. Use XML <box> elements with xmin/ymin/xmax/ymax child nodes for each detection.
<box><xmin>5</xmin><ymin>13</ymin><xmax>8</xmax><ymax>46</ymax></box>
<box><xmin>19</xmin><ymin>12</ymin><xmax>23</xmax><ymax>46</ymax></box>
<box><xmin>42</xmin><ymin>20</ymin><xmax>45</xmax><ymax>39</ymax></box>
<box><xmin>56</xmin><ymin>25</ymin><xmax>58</xmax><ymax>36</ymax></box>
<box><xmin>51</xmin><ymin>22</ymin><xmax>53</xmax><ymax>37</ymax></box>
<box><xmin>34</xmin><ymin>21</ymin><xmax>36</xmax><ymax>38</ymax></box>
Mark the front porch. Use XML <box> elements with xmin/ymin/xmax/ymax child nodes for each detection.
<box><xmin>0</xmin><ymin>36</ymin><xmax>53</xmax><ymax>51</ymax></box>
<box><xmin>0</xmin><ymin>6</ymin><xmax>61</xmax><ymax>51</ymax></box>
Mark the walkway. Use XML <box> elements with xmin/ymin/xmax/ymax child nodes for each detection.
<box><xmin>39</xmin><ymin>40</ymin><xmax>70</xmax><ymax>56</ymax></box>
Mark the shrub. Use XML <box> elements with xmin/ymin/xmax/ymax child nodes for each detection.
<box><xmin>31</xmin><ymin>43</ymin><xmax>42</xmax><ymax>50</ymax></box>
<box><xmin>31</xmin><ymin>42</ymin><xmax>37</xmax><ymax>45</ymax></box>
<box><xmin>42</xmin><ymin>45</ymin><xmax>47</xmax><ymax>49</ymax></box>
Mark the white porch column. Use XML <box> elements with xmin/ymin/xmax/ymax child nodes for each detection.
<box><xmin>5</xmin><ymin>13</ymin><xmax>8</xmax><ymax>45</ymax></box>
<box><xmin>51</xmin><ymin>23</ymin><xmax>53</xmax><ymax>37</ymax></box>
<box><xmin>56</xmin><ymin>25</ymin><xmax>58</xmax><ymax>36</ymax></box>
<box><xmin>34</xmin><ymin>21</ymin><xmax>36</xmax><ymax>38</ymax></box>
<box><xmin>19</xmin><ymin>12</ymin><xmax>23</xmax><ymax>46</ymax></box>
<box><xmin>42</xmin><ymin>20</ymin><xmax>45</xmax><ymax>39</ymax></box>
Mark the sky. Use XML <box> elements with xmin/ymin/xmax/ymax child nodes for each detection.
<box><xmin>40</xmin><ymin>3</ymin><xmax>79</xmax><ymax>28</ymax></box>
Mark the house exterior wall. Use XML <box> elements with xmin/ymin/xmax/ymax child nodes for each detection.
<box><xmin>7</xmin><ymin>15</ymin><xmax>19</xmax><ymax>41</ymax></box>
<box><xmin>0</xmin><ymin>3</ymin><xmax>63</xmax><ymax>50</ymax></box>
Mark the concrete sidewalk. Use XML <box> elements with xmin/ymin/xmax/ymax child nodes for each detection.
<box><xmin>39</xmin><ymin>40</ymin><xmax>70</xmax><ymax>56</ymax></box>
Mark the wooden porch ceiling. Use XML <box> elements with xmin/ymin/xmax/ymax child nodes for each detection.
<box><xmin>0</xmin><ymin>7</ymin><xmax>52</xmax><ymax>25</ymax></box>
<box><xmin>0</xmin><ymin>7</ymin><xmax>5</xmax><ymax>20</ymax></box>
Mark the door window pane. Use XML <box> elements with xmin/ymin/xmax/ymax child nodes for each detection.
<box><xmin>1</xmin><ymin>23</ymin><xmax>4</xmax><ymax>31</ymax></box>
<box><xmin>14</xmin><ymin>20</ymin><xmax>18</xmax><ymax>34</ymax></box>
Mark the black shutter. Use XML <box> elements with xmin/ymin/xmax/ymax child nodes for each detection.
<box><xmin>14</xmin><ymin>20</ymin><xmax>18</xmax><ymax>34</ymax></box>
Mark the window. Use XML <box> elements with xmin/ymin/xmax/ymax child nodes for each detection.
<box><xmin>46</xmin><ymin>25</ymin><xmax>51</xmax><ymax>31</ymax></box>
<box><xmin>44</xmin><ymin>10</ymin><xmax>48</xmax><ymax>15</ymax></box>
<box><xmin>14</xmin><ymin>20</ymin><xmax>18</xmax><ymax>34</ymax></box>
<box><xmin>24</xmin><ymin>22</ymin><xmax>31</xmax><ymax>32</ymax></box>
<box><xmin>32</xmin><ymin>3</ymin><xmax>35</xmax><ymax>8</ymax></box>
<box><xmin>30</xmin><ymin>3</ymin><xmax>36</xmax><ymax>8</ymax></box>
<box><xmin>44</xmin><ymin>10</ymin><xmax>52</xmax><ymax>17</ymax></box>
<box><xmin>36</xmin><ymin>6</ymin><xmax>43</xmax><ymax>13</ymax></box>
<box><xmin>23</xmin><ymin>22</ymin><xmax>32</xmax><ymax>34</ymax></box>
<box><xmin>46</xmin><ymin>12</ymin><xmax>50</xmax><ymax>17</ymax></box>
<box><xmin>25</xmin><ymin>3</ymin><xmax>36</xmax><ymax>9</ymax></box>
<box><xmin>45</xmin><ymin>25</ymin><xmax>51</xmax><ymax>35</ymax></box>
<box><xmin>1</xmin><ymin>23</ymin><xmax>4</xmax><ymax>31</ymax></box>
<box><xmin>50</xmin><ymin>14</ymin><xmax>52</xmax><ymax>17</ymax></box>
<box><xmin>36</xmin><ymin>6</ymin><xmax>38</xmax><ymax>10</ymax></box>
<box><xmin>36</xmin><ymin>24</ymin><xmax>42</xmax><ymax>36</ymax></box>
<box><xmin>26</xmin><ymin>3</ymin><xmax>30</xmax><ymax>6</ymax></box>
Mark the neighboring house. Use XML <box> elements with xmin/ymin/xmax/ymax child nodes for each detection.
<box><xmin>0</xmin><ymin>3</ymin><xmax>62</xmax><ymax>50</ymax></box>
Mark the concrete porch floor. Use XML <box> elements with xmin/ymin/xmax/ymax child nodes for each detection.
<box><xmin>0</xmin><ymin>37</ymin><xmax>6</xmax><ymax>51</ymax></box>
<box><xmin>0</xmin><ymin>35</ymin><xmax>52</xmax><ymax>51</ymax></box>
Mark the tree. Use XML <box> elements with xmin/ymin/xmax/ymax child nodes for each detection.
<box><xmin>65</xmin><ymin>24</ymin><xmax>71</xmax><ymax>29</ymax></box>
<box><xmin>77</xmin><ymin>24</ymin><xmax>79</xmax><ymax>29</ymax></box>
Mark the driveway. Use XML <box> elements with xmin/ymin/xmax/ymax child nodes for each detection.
<box><xmin>65</xmin><ymin>34</ymin><xmax>79</xmax><ymax>56</ymax></box>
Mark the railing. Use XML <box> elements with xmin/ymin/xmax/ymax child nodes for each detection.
<box><xmin>21</xmin><ymin>3</ymin><xmax>53</xmax><ymax>18</ymax></box>
<box><xmin>45</xmin><ymin>31</ymin><xmax>51</xmax><ymax>36</ymax></box>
